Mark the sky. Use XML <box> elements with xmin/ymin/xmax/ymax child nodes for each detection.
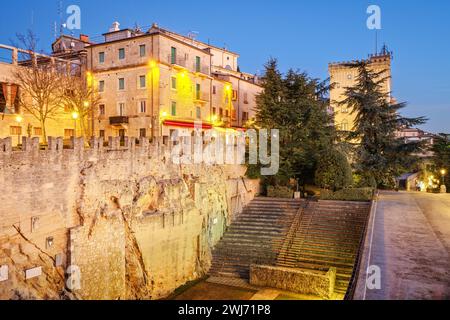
<box><xmin>0</xmin><ymin>0</ymin><xmax>449</xmax><ymax>133</ymax></box>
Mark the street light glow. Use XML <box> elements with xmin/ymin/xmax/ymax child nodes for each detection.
<box><xmin>72</xmin><ymin>111</ymin><xmax>79</xmax><ymax>120</ymax></box>
<box><xmin>15</xmin><ymin>115</ymin><xmax>23</xmax><ymax>123</ymax></box>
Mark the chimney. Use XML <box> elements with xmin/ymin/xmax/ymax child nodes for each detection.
<box><xmin>79</xmin><ymin>34</ymin><xmax>90</xmax><ymax>43</ymax></box>
<box><xmin>109</xmin><ymin>21</ymin><xmax>120</xmax><ymax>32</ymax></box>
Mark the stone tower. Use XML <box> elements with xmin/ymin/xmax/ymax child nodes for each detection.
<box><xmin>329</xmin><ymin>48</ymin><xmax>392</xmax><ymax>132</ymax></box>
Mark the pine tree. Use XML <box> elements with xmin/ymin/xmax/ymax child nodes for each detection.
<box><xmin>251</xmin><ymin>59</ymin><xmax>335</xmax><ymax>191</ymax></box>
<box><xmin>341</xmin><ymin>62</ymin><xmax>427</xmax><ymax>187</ymax></box>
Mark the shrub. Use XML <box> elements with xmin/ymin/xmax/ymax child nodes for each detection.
<box><xmin>315</xmin><ymin>149</ymin><xmax>353</xmax><ymax>191</ymax></box>
<box><xmin>267</xmin><ymin>186</ymin><xmax>294</xmax><ymax>199</ymax></box>
<box><xmin>320</xmin><ymin>188</ymin><xmax>375</xmax><ymax>202</ymax></box>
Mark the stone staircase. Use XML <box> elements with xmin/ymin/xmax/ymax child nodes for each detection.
<box><xmin>209</xmin><ymin>198</ymin><xmax>371</xmax><ymax>297</ymax></box>
<box><xmin>209</xmin><ymin>198</ymin><xmax>304</xmax><ymax>279</ymax></box>
<box><xmin>275</xmin><ymin>201</ymin><xmax>371</xmax><ymax>295</ymax></box>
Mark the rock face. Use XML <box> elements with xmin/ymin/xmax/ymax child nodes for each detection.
<box><xmin>0</xmin><ymin>137</ymin><xmax>259</xmax><ymax>300</ymax></box>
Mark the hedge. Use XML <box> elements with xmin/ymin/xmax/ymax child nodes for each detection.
<box><xmin>267</xmin><ymin>186</ymin><xmax>294</xmax><ymax>199</ymax></box>
<box><xmin>320</xmin><ymin>188</ymin><xmax>375</xmax><ymax>202</ymax></box>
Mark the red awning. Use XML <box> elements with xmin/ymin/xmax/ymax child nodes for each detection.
<box><xmin>163</xmin><ymin>120</ymin><xmax>213</xmax><ymax>130</ymax></box>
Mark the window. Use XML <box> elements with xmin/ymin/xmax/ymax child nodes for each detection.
<box><xmin>99</xmin><ymin>130</ymin><xmax>105</xmax><ymax>138</ymax></box>
<box><xmin>99</xmin><ymin>104</ymin><xmax>105</xmax><ymax>115</ymax></box>
<box><xmin>225</xmin><ymin>110</ymin><xmax>229</xmax><ymax>118</ymax></box>
<box><xmin>219</xmin><ymin>108</ymin><xmax>223</xmax><ymax>118</ymax></box>
<box><xmin>139</xmin><ymin>45</ymin><xmax>146</xmax><ymax>57</ymax></box>
<box><xmin>196</xmin><ymin>107</ymin><xmax>201</xmax><ymax>119</ymax></box>
<box><xmin>118</xmin><ymin>48</ymin><xmax>125</xmax><ymax>60</ymax></box>
<box><xmin>196</xmin><ymin>84</ymin><xmax>201</xmax><ymax>100</ymax></box>
<box><xmin>99</xmin><ymin>52</ymin><xmax>105</xmax><ymax>63</ymax></box>
<box><xmin>171</xmin><ymin>47</ymin><xmax>177</xmax><ymax>64</ymax></box>
<box><xmin>171</xmin><ymin>101</ymin><xmax>177</xmax><ymax>116</ymax></box>
<box><xmin>212</xmin><ymin>107</ymin><xmax>216</xmax><ymax>115</ymax></box>
<box><xmin>139</xmin><ymin>128</ymin><xmax>147</xmax><ymax>138</ymax></box>
<box><xmin>341</xmin><ymin>105</ymin><xmax>349</xmax><ymax>113</ymax></box>
<box><xmin>139</xmin><ymin>100</ymin><xmax>146</xmax><ymax>113</ymax></box>
<box><xmin>232</xmin><ymin>90</ymin><xmax>238</xmax><ymax>101</ymax></box>
<box><xmin>243</xmin><ymin>92</ymin><xmax>249</xmax><ymax>104</ymax></box>
<box><xmin>171</xmin><ymin>77</ymin><xmax>177</xmax><ymax>90</ymax></box>
<box><xmin>118</xmin><ymin>103</ymin><xmax>126</xmax><ymax>116</ymax></box>
<box><xmin>242</xmin><ymin>112</ymin><xmax>249</xmax><ymax>122</ymax></box>
<box><xmin>99</xmin><ymin>80</ymin><xmax>105</xmax><ymax>92</ymax></box>
<box><xmin>34</xmin><ymin>127</ymin><xmax>42</xmax><ymax>136</ymax></box>
<box><xmin>341</xmin><ymin>120</ymin><xmax>349</xmax><ymax>131</ymax></box>
<box><xmin>195</xmin><ymin>56</ymin><xmax>201</xmax><ymax>72</ymax></box>
<box><xmin>64</xmin><ymin>129</ymin><xmax>74</xmax><ymax>138</ymax></box>
<box><xmin>10</xmin><ymin>126</ymin><xmax>22</xmax><ymax>135</ymax></box>
<box><xmin>347</xmin><ymin>74</ymin><xmax>352</xmax><ymax>80</ymax></box>
<box><xmin>212</xmin><ymin>86</ymin><xmax>216</xmax><ymax>95</ymax></box>
<box><xmin>118</xmin><ymin>78</ymin><xmax>125</xmax><ymax>90</ymax></box>
<box><xmin>139</xmin><ymin>75</ymin><xmax>146</xmax><ymax>89</ymax></box>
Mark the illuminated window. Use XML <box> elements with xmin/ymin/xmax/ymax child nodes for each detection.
<box><xmin>118</xmin><ymin>78</ymin><xmax>125</xmax><ymax>90</ymax></box>
<box><xmin>139</xmin><ymin>75</ymin><xmax>146</xmax><ymax>89</ymax></box>
<box><xmin>341</xmin><ymin>120</ymin><xmax>349</xmax><ymax>131</ymax></box>
<box><xmin>341</xmin><ymin>105</ymin><xmax>349</xmax><ymax>113</ymax></box>
<box><xmin>34</xmin><ymin>127</ymin><xmax>42</xmax><ymax>136</ymax></box>
<box><xmin>139</xmin><ymin>45</ymin><xmax>146</xmax><ymax>57</ymax></box>
<box><xmin>10</xmin><ymin>126</ymin><xmax>22</xmax><ymax>135</ymax></box>
<box><xmin>64</xmin><ymin>129</ymin><xmax>74</xmax><ymax>138</ymax></box>
<box><xmin>99</xmin><ymin>80</ymin><xmax>105</xmax><ymax>92</ymax></box>
<box><xmin>118</xmin><ymin>48</ymin><xmax>125</xmax><ymax>60</ymax></box>
<box><xmin>99</xmin><ymin>52</ymin><xmax>105</xmax><ymax>63</ymax></box>
<box><xmin>171</xmin><ymin>101</ymin><xmax>177</xmax><ymax>116</ymax></box>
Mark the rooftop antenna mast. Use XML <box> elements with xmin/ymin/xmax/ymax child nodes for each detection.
<box><xmin>375</xmin><ymin>30</ymin><xmax>378</xmax><ymax>55</ymax></box>
<box><xmin>58</xmin><ymin>0</ymin><xmax>64</xmax><ymax>36</ymax></box>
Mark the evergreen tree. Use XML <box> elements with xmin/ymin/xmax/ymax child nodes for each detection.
<box><xmin>341</xmin><ymin>62</ymin><xmax>427</xmax><ymax>187</ymax></box>
<box><xmin>432</xmin><ymin>134</ymin><xmax>450</xmax><ymax>191</ymax></box>
<box><xmin>251</xmin><ymin>59</ymin><xmax>335</xmax><ymax>191</ymax></box>
<box><xmin>315</xmin><ymin>149</ymin><xmax>353</xmax><ymax>191</ymax></box>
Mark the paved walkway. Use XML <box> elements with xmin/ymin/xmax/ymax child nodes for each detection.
<box><xmin>355</xmin><ymin>191</ymin><xmax>450</xmax><ymax>300</ymax></box>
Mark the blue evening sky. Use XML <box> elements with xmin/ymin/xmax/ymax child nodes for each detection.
<box><xmin>0</xmin><ymin>0</ymin><xmax>449</xmax><ymax>133</ymax></box>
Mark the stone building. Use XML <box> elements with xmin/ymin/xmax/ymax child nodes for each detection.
<box><xmin>85</xmin><ymin>22</ymin><xmax>262</xmax><ymax>140</ymax></box>
<box><xmin>329</xmin><ymin>47</ymin><xmax>392</xmax><ymax>132</ymax></box>
<box><xmin>0</xmin><ymin>44</ymin><xmax>82</xmax><ymax>146</ymax></box>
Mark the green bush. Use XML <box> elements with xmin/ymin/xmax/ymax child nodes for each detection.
<box><xmin>315</xmin><ymin>149</ymin><xmax>353</xmax><ymax>191</ymax></box>
<box><xmin>267</xmin><ymin>186</ymin><xmax>294</xmax><ymax>199</ymax></box>
<box><xmin>320</xmin><ymin>188</ymin><xmax>375</xmax><ymax>202</ymax></box>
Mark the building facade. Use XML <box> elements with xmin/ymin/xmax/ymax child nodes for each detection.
<box><xmin>329</xmin><ymin>49</ymin><xmax>392</xmax><ymax>132</ymax></box>
<box><xmin>85</xmin><ymin>23</ymin><xmax>262</xmax><ymax>140</ymax></box>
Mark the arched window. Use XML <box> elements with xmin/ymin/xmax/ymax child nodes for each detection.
<box><xmin>341</xmin><ymin>120</ymin><xmax>349</xmax><ymax>131</ymax></box>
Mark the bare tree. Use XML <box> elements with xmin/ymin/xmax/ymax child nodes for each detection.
<box><xmin>13</xmin><ymin>31</ymin><xmax>65</xmax><ymax>144</ymax></box>
<box><xmin>61</xmin><ymin>74</ymin><xmax>101</xmax><ymax>139</ymax></box>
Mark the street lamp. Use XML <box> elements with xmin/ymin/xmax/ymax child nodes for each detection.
<box><xmin>72</xmin><ymin>111</ymin><xmax>79</xmax><ymax>137</ymax></box>
<box><xmin>15</xmin><ymin>115</ymin><xmax>23</xmax><ymax>146</ymax></box>
<box><xmin>441</xmin><ymin>169</ymin><xmax>447</xmax><ymax>185</ymax></box>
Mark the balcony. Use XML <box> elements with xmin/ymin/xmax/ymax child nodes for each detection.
<box><xmin>109</xmin><ymin>116</ymin><xmax>129</xmax><ymax>126</ymax></box>
<box><xmin>168</xmin><ymin>54</ymin><xmax>187</xmax><ymax>69</ymax></box>
<box><xmin>194</xmin><ymin>64</ymin><xmax>210</xmax><ymax>76</ymax></box>
<box><xmin>194</xmin><ymin>92</ymin><xmax>210</xmax><ymax>104</ymax></box>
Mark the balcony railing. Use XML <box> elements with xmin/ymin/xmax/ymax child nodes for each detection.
<box><xmin>194</xmin><ymin>92</ymin><xmax>210</xmax><ymax>103</ymax></box>
<box><xmin>194</xmin><ymin>64</ymin><xmax>210</xmax><ymax>75</ymax></box>
<box><xmin>168</xmin><ymin>54</ymin><xmax>187</xmax><ymax>68</ymax></box>
<box><xmin>109</xmin><ymin>116</ymin><xmax>129</xmax><ymax>126</ymax></box>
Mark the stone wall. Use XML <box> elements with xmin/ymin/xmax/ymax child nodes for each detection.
<box><xmin>0</xmin><ymin>136</ymin><xmax>259</xmax><ymax>300</ymax></box>
<box><xmin>250</xmin><ymin>265</ymin><xmax>336</xmax><ymax>299</ymax></box>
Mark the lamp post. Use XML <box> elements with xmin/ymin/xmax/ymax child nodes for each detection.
<box><xmin>72</xmin><ymin>111</ymin><xmax>79</xmax><ymax>138</ymax></box>
<box><xmin>15</xmin><ymin>115</ymin><xmax>23</xmax><ymax>146</ymax></box>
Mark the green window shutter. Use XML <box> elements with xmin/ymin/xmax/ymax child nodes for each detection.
<box><xmin>171</xmin><ymin>47</ymin><xmax>177</xmax><ymax>64</ymax></box>
<box><xmin>196</xmin><ymin>84</ymin><xmax>201</xmax><ymax>99</ymax></box>
<box><xmin>171</xmin><ymin>101</ymin><xmax>177</xmax><ymax>116</ymax></box>
<box><xmin>140</xmin><ymin>75</ymin><xmax>146</xmax><ymax>88</ymax></box>
<box><xmin>195</xmin><ymin>56</ymin><xmax>201</xmax><ymax>72</ymax></box>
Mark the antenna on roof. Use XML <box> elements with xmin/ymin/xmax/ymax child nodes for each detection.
<box><xmin>187</xmin><ymin>31</ymin><xmax>199</xmax><ymax>40</ymax></box>
<box><xmin>375</xmin><ymin>30</ymin><xmax>378</xmax><ymax>55</ymax></box>
<box><xmin>58</xmin><ymin>0</ymin><xmax>64</xmax><ymax>36</ymax></box>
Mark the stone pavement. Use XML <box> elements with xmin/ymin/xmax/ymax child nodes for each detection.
<box><xmin>355</xmin><ymin>191</ymin><xmax>450</xmax><ymax>300</ymax></box>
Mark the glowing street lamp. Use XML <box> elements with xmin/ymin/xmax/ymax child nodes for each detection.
<box><xmin>441</xmin><ymin>169</ymin><xmax>447</xmax><ymax>185</ymax></box>
<box><xmin>72</xmin><ymin>111</ymin><xmax>79</xmax><ymax>137</ymax></box>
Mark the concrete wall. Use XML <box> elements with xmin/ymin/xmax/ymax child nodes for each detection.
<box><xmin>0</xmin><ymin>136</ymin><xmax>259</xmax><ymax>300</ymax></box>
<box><xmin>250</xmin><ymin>265</ymin><xmax>336</xmax><ymax>299</ymax></box>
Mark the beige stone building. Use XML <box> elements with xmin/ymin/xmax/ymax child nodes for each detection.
<box><xmin>85</xmin><ymin>23</ymin><xmax>262</xmax><ymax>140</ymax></box>
<box><xmin>329</xmin><ymin>50</ymin><xmax>392</xmax><ymax>132</ymax></box>
<box><xmin>0</xmin><ymin>44</ymin><xmax>82</xmax><ymax>146</ymax></box>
